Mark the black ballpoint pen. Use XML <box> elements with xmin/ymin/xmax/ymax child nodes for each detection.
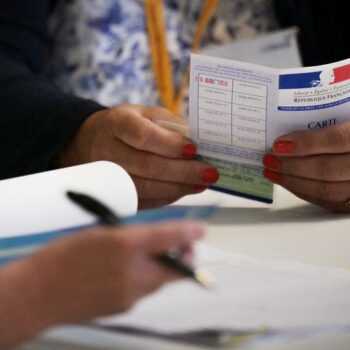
<box><xmin>66</xmin><ymin>191</ymin><xmax>213</xmax><ymax>288</ymax></box>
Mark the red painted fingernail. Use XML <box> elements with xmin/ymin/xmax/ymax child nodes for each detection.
<box><xmin>182</xmin><ymin>144</ymin><xmax>197</xmax><ymax>158</ymax></box>
<box><xmin>193</xmin><ymin>185</ymin><xmax>208</xmax><ymax>192</ymax></box>
<box><xmin>263</xmin><ymin>154</ymin><xmax>281</xmax><ymax>170</ymax></box>
<box><xmin>263</xmin><ymin>169</ymin><xmax>281</xmax><ymax>184</ymax></box>
<box><xmin>202</xmin><ymin>168</ymin><xmax>220</xmax><ymax>183</ymax></box>
<box><xmin>273</xmin><ymin>140</ymin><xmax>294</xmax><ymax>154</ymax></box>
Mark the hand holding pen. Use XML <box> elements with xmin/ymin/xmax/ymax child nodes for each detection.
<box><xmin>67</xmin><ymin>191</ymin><xmax>214</xmax><ymax>288</ymax></box>
<box><xmin>0</xmin><ymin>206</ymin><xmax>207</xmax><ymax>350</ymax></box>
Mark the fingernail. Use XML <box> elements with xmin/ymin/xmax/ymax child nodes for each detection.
<box><xmin>193</xmin><ymin>185</ymin><xmax>208</xmax><ymax>192</ymax></box>
<box><xmin>182</xmin><ymin>144</ymin><xmax>197</xmax><ymax>158</ymax></box>
<box><xmin>273</xmin><ymin>140</ymin><xmax>294</xmax><ymax>154</ymax></box>
<box><xmin>263</xmin><ymin>169</ymin><xmax>281</xmax><ymax>184</ymax></box>
<box><xmin>201</xmin><ymin>168</ymin><xmax>220</xmax><ymax>183</ymax></box>
<box><xmin>263</xmin><ymin>154</ymin><xmax>281</xmax><ymax>170</ymax></box>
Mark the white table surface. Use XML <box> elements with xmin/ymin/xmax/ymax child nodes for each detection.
<box><xmin>18</xmin><ymin>186</ymin><xmax>350</xmax><ymax>350</ymax></box>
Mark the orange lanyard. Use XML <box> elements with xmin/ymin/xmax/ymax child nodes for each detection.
<box><xmin>144</xmin><ymin>0</ymin><xmax>220</xmax><ymax>116</ymax></box>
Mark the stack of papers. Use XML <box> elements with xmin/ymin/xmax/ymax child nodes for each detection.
<box><xmin>98</xmin><ymin>244</ymin><xmax>350</xmax><ymax>334</ymax></box>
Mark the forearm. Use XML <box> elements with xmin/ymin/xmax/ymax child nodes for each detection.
<box><xmin>0</xmin><ymin>260</ymin><xmax>53</xmax><ymax>349</ymax></box>
<box><xmin>0</xmin><ymin>0</ymin><xmax>105</xmax><ymax>179</ymax></box>
<box><xmin>0</xmin><ymin>51</ymin><xmax>105</xmax><ymax>179</ymax></box>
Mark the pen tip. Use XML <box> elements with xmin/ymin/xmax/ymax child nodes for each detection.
<box><xmin>195</xmin><ymin>270</ymin><xmax>215</xmax><ymax>289</ymax></box>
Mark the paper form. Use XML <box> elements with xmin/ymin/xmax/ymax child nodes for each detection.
<box><xmin>189</xmin><ymin>54</ymin><xmax>350</xmax><ymax>202</ymax></box>
<box><xmin>190</xmin><ymin>28</ymin><xmax>302</xmax><ymax>203</ymax></box>
<box><xmin>98</xmin><ymin>243</ymin><xmax>350</xmax><ymax>332</ymax></box>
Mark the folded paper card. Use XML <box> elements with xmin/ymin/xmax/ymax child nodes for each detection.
<box><xmin>190</xmin><ymin>52</ymin><xmax>350</xmax><ymax>203</ymax></box>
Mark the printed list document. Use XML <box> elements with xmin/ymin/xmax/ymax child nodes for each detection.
<box><xmin>98</xmin><ymin>244</ymin><xmax>350</xmax><ymax>333</ymax></box>
<box><xmin>189</xmin><ymin>54</ymin><xmax>350</xmax><ymax>203</ymax></box>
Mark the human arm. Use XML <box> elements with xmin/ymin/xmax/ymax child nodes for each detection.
<box><xmin>0</xmin><ymin>220</ymin><xmax>205</xmax><ymax>349</ymax></box>
<box><xmin>0</xmin><ymin>0</ymin><xmax>105</xmax><ymax>180</ymax></box>
<box><xmin>0</xmin><ymin>1</ymin><xmax>219</xmax><ymax>207</ymax></box>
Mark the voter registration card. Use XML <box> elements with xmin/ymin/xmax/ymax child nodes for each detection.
<box><xmin>190</xmin><ymin>53</ymin><xmax>350</xmax><ymax>203</ymax></box>
<box><xmin>188</xmin><ymin>28</ymin><xmax>302</xmax><ymax>203</ymax></box>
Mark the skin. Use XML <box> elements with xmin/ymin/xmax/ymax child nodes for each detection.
<box><xmin>56</xmin><ymin>105</ymin><xmax>220</xmax><ymax>209</ymax></box>
<box><xmin>263</xmin><ymin>121</ymin><xmax>350</xmax><ymax>212</ymax></box>
<box><xmin>0</xmin><ymin>221</ymin><xmax>205</xmax><ymax>350</ymax></box>
<box><xmin>56</xmin><ymin>103</ymin><xmax>350</xmax><ymax>212</ymax></box>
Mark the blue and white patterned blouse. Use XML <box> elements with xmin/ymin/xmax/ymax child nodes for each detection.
<box><xmin>48</xmin><ymin>0</ymin><xmax>278</xmax><ymax>110</ymax></box>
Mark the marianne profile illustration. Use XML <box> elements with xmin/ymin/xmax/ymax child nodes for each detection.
<box><xmin>278</xmin><ymin>65</ymin><xmax>350</xmax><ymax>91</ymax></box>
<box><xmin>311</xmin><ymin>69</ymin><xmax>335</xmax><ymax>87</ymax></box>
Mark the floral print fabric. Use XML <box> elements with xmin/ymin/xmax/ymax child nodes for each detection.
<box><xmin>48</xmin><ymin>0</ymin><xmax>278</xmax><ymax>109</ymax></box>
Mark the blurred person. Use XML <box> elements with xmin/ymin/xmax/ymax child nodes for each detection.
<box><xmin>1</xmin><ymin>0</ymin><xmax>350</xmax><ymax>212</ymax></box>
<box><xmin>0</xmin><ymin>220</ymin><xmax>205</xmax><ymax>349</ymax></box>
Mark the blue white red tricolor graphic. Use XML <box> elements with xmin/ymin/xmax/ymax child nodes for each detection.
<box><xmin>279</xmin><ymin>64</ymin><xmax>350</xmax><ymax>89</ymax></box>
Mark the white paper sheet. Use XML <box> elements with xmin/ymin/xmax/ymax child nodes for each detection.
<box><xmin>99</xmin><ymin>244</ymin><xmax>350</xmax><ymax>332</ymax></box>
<box><xmin>0</xmin><ymin>161</ymin><xmax>137</xmax><ymax>236</ymax></box>
<box><xmin>202</xmin><ymin>28</ymin><xmax>302</xmax><ymax>69</ymax></box>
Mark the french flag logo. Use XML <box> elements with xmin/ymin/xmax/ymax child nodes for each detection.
<box><xmin>279</xmin><ymin>64</ymin><xmax>350</xmax><ymax>89</ymax></box>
